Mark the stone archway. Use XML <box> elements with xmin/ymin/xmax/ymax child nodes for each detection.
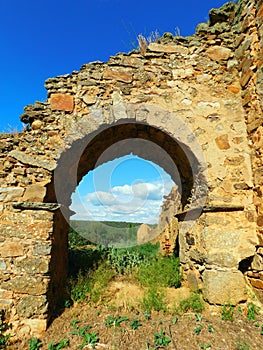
<box><xmin>45</xmin><ymin>104</ymin><xmax>208</xmax><ymax>320</ymax></box>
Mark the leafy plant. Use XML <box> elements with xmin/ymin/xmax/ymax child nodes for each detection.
<box><xmin>221</xmin><ymin>303</ymin><xmax>235</xmax><ymax>321</ymax></box>
<box><xmin>199</xmin><ymin>344</ymin><xmax>212</xmax><ymax>349</ymax></box>
<box><xmin>195</xmin><ymin>312</ymin><xmax>202</xmax><ymax>322</ymax></box>
<box><xmin>153</xmin><ymin>329</ymin><xmax>171</xmax><ymax>348</ymax></box>
<box><xmin>261</xmin><ymin>324</ymin><xmax>263</xmax><ymax>335</ymax></box>
<box><xmin>246</xmin><ymin>302</ymin><xmax>259</xmax><ymax>321</ymax></box>
<box><xmin>208</xmin><ymin>324</ymin><xmax>215</xmax><ymax>333</ymax></box>
<box><xmin>194</xmin><ymin>325</ymin><xmax>203</xmax><ymax>335</ymax></box>
<box><xmin>104</xmin><ymin>315</ymin><xmax>129</xmax><ymax>328</ymax></box>
<box><xmin>130</xmin><ymin>318</ymin><xmax>142</xmax><ymax>330</ymax></box>
<box><xmin>48</xmin><ymin>339</ymin><xmax>69</xmax><ymax>349</ymax></box>
<box><xmin>236</xmin><ymin>339</ymin><xmax>250</xmax><ymax>350</ymax></box>
<box><xmin>141</xmin><ymin>287</ymin><xmax>167</xmax><ymax>313</ymax></box>
<box><xmin>70</xmin><ymin>321</ymin><xmax>98</xmax><ymax>349</ymax></box>
<box><xmin>178</xmin><ymin>292</ymin><xmax>205</xmax><ymax>313</ymax></box>
<box><xmin>138</xmin><ymin>256</ymin><xmax>182</xmax><ymax>289</ymax></box>
<box><xmin>28</xmin><ymin>337</ymin><xmax>42</xmax><ymax>350</ymax></box>
<box><xmin>0</xmin><ymin>310</ymin><xmax>10</xmax><ymax>349</ymax></box>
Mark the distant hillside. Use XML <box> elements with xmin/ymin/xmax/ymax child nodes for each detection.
<box><xmin>69</xmin><ymin>220</ymin><xmax>156</xmax><ymax>247</ymax></box>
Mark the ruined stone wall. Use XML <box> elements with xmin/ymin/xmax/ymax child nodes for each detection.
<box><xmin>233</xmin><ymin>0</ymin><xmax>263</xmax><ymax>301</ymax></box>
<box><xmin>0</xmin><ymin>0</ymin><xmax>262</xmax><ymax>338</ymax></box>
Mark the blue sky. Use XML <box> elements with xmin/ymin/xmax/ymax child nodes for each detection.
<box><xmin>0</xmin><ymin>0</ymin><xmax>228</xmax><ymax>223</ymax></box>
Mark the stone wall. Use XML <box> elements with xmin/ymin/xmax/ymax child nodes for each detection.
<box><xmin>0</xmin><ymin>0</ymin><xmax>262</xmax><ymax>337</ymax></box>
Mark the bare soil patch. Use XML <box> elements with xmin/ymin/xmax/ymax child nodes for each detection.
<box><xmin>6</xmin><ymin>282</ymin><xmax>263</xmax><ymax>350</ymax></box>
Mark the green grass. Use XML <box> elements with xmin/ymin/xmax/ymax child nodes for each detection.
<box><xmin>177</xmin><ymin>292</ymin><xmax>205</xmax><ymax>314</ymax></box>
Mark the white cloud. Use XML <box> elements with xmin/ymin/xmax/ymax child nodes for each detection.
<box><xmin>71</xmin><ymin>178</ymin><xmax>175</xmax><ymax>223</ymax></box>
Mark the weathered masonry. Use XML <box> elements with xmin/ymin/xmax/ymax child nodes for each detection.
<box><xmin>0</xmin><ymin>0</ymin><xmax>263</xmax><ymax>337</ymax></box>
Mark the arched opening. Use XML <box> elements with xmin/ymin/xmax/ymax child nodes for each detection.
<box><xmin>45</xmin><ymin>121</ymin><xmax>205</xmax><ymax>319</ymax></box>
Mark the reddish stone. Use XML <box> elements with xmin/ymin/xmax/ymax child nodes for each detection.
<box><xmin>103</xmin><ymin>69</ymin><xmax>133</xmax><ymax>83</ymax></box>
<box><xmin>249</xmin><ymin>278</ymin><xmax>263</xmax><ymax>289</ymax></box>
<box><xmin>215</xmin><ymin>135</ymin><xmax>230</xmax><ymax>150</ymax></box>
<box><xmin>50</xmin><ymin>94</ymin><xmax>74</xmax><ymax>111</ymax></box>
<box><xmin>257</xmin><ymin>4</ymin><xmax>263</xmax><ymax>20</ymax></box>
<box><xmin>0</xmin><ymin>242</ymin><xmax>24</xmax><ymax>257</ymax></box>
<box><xmin>227</xmin><ymin>85</ymin><xmax>240</xmax><ymax>94</ymax></box>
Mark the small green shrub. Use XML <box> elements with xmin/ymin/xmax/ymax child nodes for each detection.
<box><xmin>130</xmin><ymin>318</ymin><xmax>142</xmax><ymax>330</ymax></box>
<box><xmin>70</xmin><ymin>321</ymin><xmax>98</xmax><ymax>349</ymax></box>
<box><xmin>221</xmin><ymin>303</ymin><xmax>235</xmax><ymax>321</ymax></box>
<box><xmin>138</xmin><ymin>256</ymin><xmax>182</xmax><ymax>288</ymax></box>
<box><xmin>141</xmin><ymin>287</ymin><xmax>167</xmax><ymax>313</ymax></box>
<box><xmin>47</xmin><ymin>339</ymin><xmax>69</xmax><ymax>349</ymax></box>
<box><xmin>28</xmin><ymin>337</ymin><xmax>42</xmax><ymax>350</ymax></box>
<box><xmin>194</xmin><ymin>325</ymin><xmax>203</xmax><ymax>335</ymax></box>
<box><xmin>0</xmin><ymin>310</ymin><xmax>10</xmax><ymax>349</ymax></box>
<box><xmin>104</xmin><ymin>315</ymin><xmax>129</xmax><ymax>328</ymax></box>
<box><xmin>178</xmin><ymin>292</ymin><xmax>205</xmax><ymax>313</ymax></box>
<box><xmin>247</xmin><ymin>302</ymin><xmax>259</xmax><ymax>321</ymax></box>
<box><xmin>68</xmin><ymin>263</ymin><xmax>115</xmax><ymax>304</ymax></box>
<box><xmin>153</xmin><ymin>329</ymin><xmax>171</xmax><ymax>348</ymax></box>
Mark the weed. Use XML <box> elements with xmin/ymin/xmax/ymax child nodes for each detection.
<box><xmin>70</xmin><ymin>322</ymin><xmax>98</xmax><ymax>349</ymax></box>
<box><xmin>194</xmin><ymin>325</ymin><xmax>203</xmax><ymax>335</ymax></box>
<box><xmin>246</xmin><ymin>302</ymin><xmax>259</xmax><ymax>321</ymax></box>
<box><xmin>138</xmin><ymin>256</ymin><xmax>182</xmax><ymax>289</ymax></box>
<box><xmin>199</xmin><ymin>344</ymin><xmax>212</xmax><ymax>349</ymax></box>
<box><xmin>236</xmin><ymin>338</ymin><xmax>250</xmax><ymax>350</ymax></box>
<box><xmin>172</xmin><ymin>317</ymin><xmax>178</xmax><ymax>324</ymax></box>
<box><xmin>221</xmin><ymin>303</ymin><xmax>235</xmax><ymax>321</ymax></box>
<box><xmin>143</xmin><ymin>311</ymin><xmax>151</xmax><ymax>321</ymax></box>
<box><xmin>28</xmin><ymin>337</ymin><xmax>42</xmax><ymax>350</ymax></box>
<box><xmin>153</xmin><ymin>329</ymin><xmax>171</xmax><ymax>348</ymax></box>
<box><xmin>104</xmin><ymin>315</ymin><xmax>129</xmax><ymax>328</ymax></box>
<box><xmin>0</xmin><ymin>310</ymin><xmax>10</xmax><ymax>349</ymax></box>
<box><xmin>261</xmin><ymin>324</ymin><xmax>263</xmax><ymax>335</ymax></box>
<box><xmin>208</xmin><ymin>324</ymin><xmax>215</xmax><ymax>333</ymax></box>
<box><xmin>141</xmin><ymin>287</ymin><xmax>167</xmax><ymax>313</ymax></box>
<box><xmin>195</xmin><ymin>312</ymin><xmax>202</xmax><ymax>322</ymax></box>
<box><xmin>130</xmin><ymin>318</ymin><xmax>142</xmax><ymax>330</ymax></box>
<box><xmin>47</xmin><ymin>339</ymin><xmax>69</xmax><ymax>349</ymax></box>
<box><xmin>178</xmin><ymin>292</ymin><xmax>205</xmax><ymax>313</ymax></box>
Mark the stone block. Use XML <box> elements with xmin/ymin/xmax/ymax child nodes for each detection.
<box><xmin>2</xmin><ymin>276</ymin><xmax>48</xmax><ymax>295</ymax></box>
<box><xmin>249</xmin><ymin>278</ymin><xmax>263</xmax><ymax>290</ymax></box>
<box><xmin>17</xmin><ymin>295</ymin><xmax>48</xmax><ymax>318</ymax></box>
<box><xmin>103</xmin><ymin>69</ymin><xmax>133</xmax><ymax>83</ymax></box>
<box><xmin>203</xmin><ymin>270</ymin><xmax>247</xmax><ymax>305</ymax></box>
<box><xmin>206</xmin><ymin>46</ymin><xmax>232</xmax><ymax>61</ymax></box>
<box><xmin>22</xmin><ymin>183</ymin><xmax>47</xmax><ymax>202</ymax></box>
<box><xmin>215</xmin><ymin>134</ymin><xmax>230</xmax><ymax>150</ymax></box>
<box><xmin>50</xmin><ymin>93</ymin><xmax>74</xmax><ymax>112</ymax></box>
<box><xmin>148</xmin><ymin>43</ymin><xmax>188</xmax><ymax>54</ymax></box>
<box><xmin>251</xmin><ymin>254</ymin><xmax>263</xmax><ymax>271</ymax></box>
<box><xmin>0</xmin><ymin>241</ymin><xmax>24</xmax><ymax>257</ymax></box>
<box><xmin>15</xmin><ymin>257</ymin><xmax>49</xmax><ymax>274</ymax></box>
<box><xmin>0</xmin><ymin>187</ymin><xmax>25</xmax><ymax>202</ymax></box>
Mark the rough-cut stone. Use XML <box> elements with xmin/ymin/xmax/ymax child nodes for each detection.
<box><xmin>17</xmin><ymin>295</ymin><xmax>47</xmax><ymax>318</ymax></box>
<box><xmin>203</xmin><ymin>270</ymin><xmax>247</xmax><ymax>304</ymax></box>
<box><xmin>215</xmin><ymin>134</ymin><xmax>230</xmax><ymax>149</ymax></box>
<box><xmin>22</xmin><ymin>183</ymin><xmax>47</xmax><ymax>202</ymax></box>
<box><xmin>15</xmin><ymin>257</ymin><xmax>49</xmax><ymax>274</ymax></box>
<box><xmin>0</xmin><ymin>241</ymin><xmax>24</xmax><ymax>257</ymax></box>
<box><xmin>103</xmin><ymin>69</ymin><xmax>133</xmax><ymax>83</ymax></box>
<box><xmin>2</xmin><ymin>276</ymin><xmax>48</xmax><ymax>295</ymax></box>
<box><xmin>50</xmin><ymin>93</ymin><xmax>74</xmax><ymax>111</ymax></box>
<box><xmin>148</xmin><ymin>43</ymin><xmax>188</xmax><ymax>54</ymax></box>
<box><xmin>206</xmin><ymin>46</ymin><xmax>232</xmax><ymax>61</ymax></box>
<box><xmin>0</xmin><ymin>187</ymin><xmax>24</xmax><ymax>202</ymax></box>
<box><xmin>8</xmin><ymin>150</ymin><xmax>56</xmax><ymax>171</ymax></box>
